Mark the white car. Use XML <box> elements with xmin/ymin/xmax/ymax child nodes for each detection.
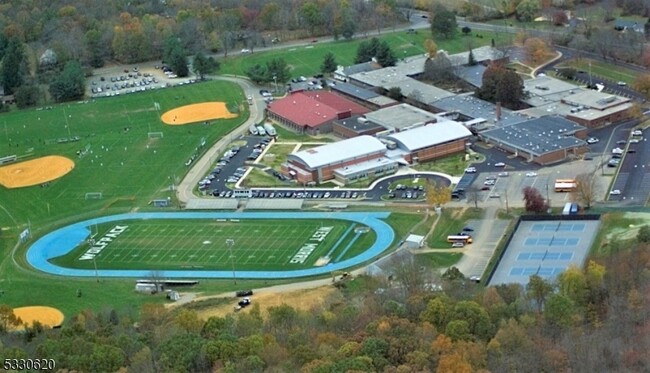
<box><xmin>526</xmin><ymin>172</ymin><xmax>538</xmax><ymax>177</ymax></box>
<box><xmin>617</xmin><ymin>81</ymin><xmax>627</xmax><ymax>86</ymax></box>
<box><xmin>494</xmin><ymin>162</ymin><xmax>506</xmax><ymax>167</ymax></box>
<box><xmin>241</xmin><ymin>48</ymin><xmax>251</xmax><ymax>54</ymax></box>
<box><xmin>632</xmin><ymin>130</ymin><xmax>643</xmax><ymax>136</ymax></box>
<box><xmin>609</xmin><ymin>189</ymin><xmax>621</xmax><ymax>195</ymax></box>
<box><xmin>629</xmin><ymin>138</ymin><xmax>640</xmax><ymax>144</ymax></box>
<box><xmin>464</xmin><ymin>167</ymin><xmax>477</xmax><ymax>173</ymax></box>
<box><xmin>483</xmin><ymin>180</ymin><xmax>495</xmax><ymax>186</ymax></box>
<box><xmin>586</xmin><ymin>137</ymin><xmax>599</xmax><ymax>144</ymax></box>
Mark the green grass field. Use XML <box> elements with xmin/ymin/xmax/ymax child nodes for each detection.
<box><xmin>219</xmin><ymin>30</ymin><xmax>511</xmax><ymax>80</ymax></box>
<box><xmin>557</xmin><ymin>58</ymin><xmax>641</xmax><ymax>85</ymax></box>
<box><xmin>50</xmin><ymin>219</ymin><xmax>376</xmax><ymax>271</ymax></box>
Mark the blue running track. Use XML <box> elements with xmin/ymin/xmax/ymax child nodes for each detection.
<box><xmin>26</xmin><ymin>212</ymin><xmax>394</xmax><ymax>279</ymax></box>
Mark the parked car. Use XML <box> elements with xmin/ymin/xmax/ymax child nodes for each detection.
<box><xmin>497</xmin><ymin>172</ymin><xmax>509</xmax><ymax>177</ymax></box>
<box><xmin>586</xmin><ymin>137</ymin><xmax>599</xmax><ymax>144</ymax></box>
<box><xmin>452</xmin><ymin>242</ymin><xmax>465</xmax><ymax>248</ymax></box>
<box><xmin>525</xmin><ymin>172</ymin><xmax>538</xmax><ymax>177</ymax></box>
<box><xmin>464</xmin><ymin>167</ymin><xmax>477</xmax><ymax>173</ymax></box>
<box><xmin>238</xmin><ymin>297</ymin><xmax>252</xmax><ymax>307</ymax></box>
<box><xmin>609</xmin><ymin>189</ymin><xmax>621</xmax><ymax>195</ymax></box>
<box><xmin>632</xmin><ymin>129</ymin><xmax>643</xmax><ymax>136</ymax></box>
<box><xmin>494</xmin><ymin>162</ymin><xmax>506</xmax><ymax>167</ymax></box>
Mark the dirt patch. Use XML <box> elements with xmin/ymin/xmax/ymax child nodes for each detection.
<box><xmin>0</xmin><ymin>155</ymin><xmax>74</xmax><ymax>188</ymax></box>
<box><xmin>12</xmin><ymin>306</ymin><xmax>65</xmax><ymax>330</ymax></box>
<box><xmin>195</xmin><ymin>285</ymin><xmax>335</xmax><ymax>319</ymax></box>
<box><xmin>161</xmin><ymin>102</ymin><xmax>237</xmax><ymax>125</ymax></box>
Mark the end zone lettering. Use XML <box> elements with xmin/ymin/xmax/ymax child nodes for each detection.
<box><xmin>289</xmin><ymin>226</ymin><xmax>333</xmax><ymax>264</ymax></box>
<box><xmin>78</xmin><ymin>225</ymin><xmax>128</xmax><ymax>260</ymax></box>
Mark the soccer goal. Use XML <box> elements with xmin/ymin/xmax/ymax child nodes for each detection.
<box><xmin>148</xmin><ymin>132</ymin><xmax>164</xmax><ymax>139</ymax></box>
<box><xmin>85</xmin><ymin>192</ymin><xmax>103</xmax><ymax>200</ymax></box>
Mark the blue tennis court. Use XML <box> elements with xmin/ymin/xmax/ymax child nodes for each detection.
<box><xmin>530</xmin><ymin>223</ymin><xmax>586</xmax><ymax>232</ymax></box>
<box><xmin>517</xmin><ymin>252</ymin><xmax>573</xmax><ymax>260</ymax></box>
<box><xmin>489</xmin><ymin>219</ymin><xmax>600</xmax><ymax>286</ymax></box>
<box><xmin>524</xmin><ymin>237</ymin><xmax>580</xmax><ymax>246</ymax></box>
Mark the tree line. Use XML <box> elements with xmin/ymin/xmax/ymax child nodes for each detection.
<box><xmin>1</xmin><ymin>236</ymin><xmax>649</xmax><ymax>372</ymax></box>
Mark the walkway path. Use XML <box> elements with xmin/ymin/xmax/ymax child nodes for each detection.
<box><xmin>176</xmin><ymin>76</ymin><xmax>264</xmax><ymax>205</ymax></box>
<box><xmin>453</xmin><ymin>206</ymin><xmax>509</xmax><ymax>279</ymax></box>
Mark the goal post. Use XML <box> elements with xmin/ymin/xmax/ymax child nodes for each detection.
<box><xmin>148</xmin><ymin>132</ymin><xmax>164</xmax><ymax>139</ymax></box>
<box><xmin>85</xmin><ymin>192</ymin><xmax>103</xmax><ymax>200</ymax></box>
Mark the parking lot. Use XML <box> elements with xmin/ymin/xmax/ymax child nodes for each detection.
<box><xmin>89</xmin><ymin>64</ymin><xmax>196</xmax><ymax>98</ymax></box>
<box><xmin>608</xmin><ymin>128</ymin><xmax>650</xmax><ymax>205</ymax></box>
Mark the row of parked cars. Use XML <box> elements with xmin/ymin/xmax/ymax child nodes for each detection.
<box><xmin>246</xmin><ymin>138</ymin><xmax>272</xmax><ymax>160</ymax></box>
<box><xmin>210</xmin><ymin>190</ymin><xmax>362</xmax><ymax>199</ymax></box>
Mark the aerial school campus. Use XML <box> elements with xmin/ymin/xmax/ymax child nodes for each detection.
<box><xmin>1</xmin><ymin>3</ymin><xmax>650</xmax><ymax>370</ymax></box>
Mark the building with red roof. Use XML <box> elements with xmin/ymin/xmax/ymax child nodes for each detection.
<box><xmin>266</xmin><ymin>90</ymin><xmax>370</xmax><ymax>135</ymax></box>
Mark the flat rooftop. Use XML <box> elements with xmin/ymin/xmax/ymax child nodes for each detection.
<box><xmin>363</xmin><ymin>103</ymin><xmax>439</xmax><ymax>131</ymax></box>
<box><xmin>433</xmin><ymin>94</ymin><xmax>529</xmax><ymax>127</ymax></box>
<box><xmin>518</xmin><ymin>101</ymin><xmax>634</xmax><ymax>121</ymax></box>
<box><xmin>561</xmin><ymin>90</ymin><xmax>631</xmax><ymax>110</ymax></box>
<box><xmin>388</xmin><ymin>78</ymin><xmax>455</xmax><ymax>104</ymax></box>
<box><xmin>480</xmin><ymin>116</ymin><xmax>587</xmax><ymax>156</ymax></box>
<box><xmin>334</xmin><ymin>116</ymin><xmax>384</xmax><ymax>133</ymax></box>
<box><xmin>334</xmin><ymin>157</ymin><xmax>397</xmax><ymax>176</ymax></box>
<box><xmin>386</xmin><ymin>121</ymin><xmax>472</xmax><ymax>151</ymax></box>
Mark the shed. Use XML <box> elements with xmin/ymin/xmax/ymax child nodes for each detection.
<box><xmin>405</xmin><ymin>234</ymin><xmax>425</xmax><ymax>249</ymax></box>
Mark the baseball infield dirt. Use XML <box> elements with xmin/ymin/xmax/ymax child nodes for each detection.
<box><xmin>161</xmin><ymin>102</ymin><xmax>237</xmax><ymax>125</ymax></box>
<box><xmin>0</xmin><ymin>155</ymin><xmax>74</xmax><ymax>189</ymax></box>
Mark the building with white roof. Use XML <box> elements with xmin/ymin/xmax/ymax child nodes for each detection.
<box><xmin>363</xmin><ymin>103</ymin><xmax>439</xmax><ymax>132</ymax></box>
<box><xmin>281</xmin><ymin>135</ymin><xmax>397</xmax><ymax>184</ymax></box>
<box><xmin>521</xmin><ymin>76</ymin><xmax>633</xmax><ymax>127</ymax></box>
<box><xmin>385</xmin><ymin>121</ymin><xmax>472</xmax><ymax>163</ymax></box>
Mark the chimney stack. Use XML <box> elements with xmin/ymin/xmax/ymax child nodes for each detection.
<box><xmin>496</xmin><ymin>102</ymin><xmax>502</xmax><ymax>121</ymax></box>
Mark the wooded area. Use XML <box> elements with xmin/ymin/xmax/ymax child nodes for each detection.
<box><xmin>1</xmin><ymin>240</ymin><xmax>648</xmax><ymax>372</ymax></box>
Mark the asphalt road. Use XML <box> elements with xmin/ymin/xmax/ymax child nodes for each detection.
<box><xmin>608</xmin><ymin>128</ymin><xmax>650</xmax><ymax>205</ymax></box>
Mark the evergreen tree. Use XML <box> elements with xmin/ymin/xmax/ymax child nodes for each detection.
<box><xmin>192</xmin><ymin>52</ymin><xmax>219</xmax><ymax>80</ymax></box>
<box><xmin>48</xmin><ymin>61</ymin><xmax>86</xmax><ymax>102</ymax></box>
<box><xmin>0</xmin><ymin>37</ymin><xmax>26</xmax><ymax>94</ymax></box>
<box><xmin>376</xmin><ymin>41</ymin><xmax>396</xmax><ymax>67</ymax></box>
<box><xmin>320</xmin><ymin>52</ymin><xmax>337</xmax><ymax>74</ymax></box>
<box><xmin>431</xmin><ymin>5</ymin><xmax>457</xmax><ymax>39</ymax></box>
<box><xmin>468</xmin><ymin>48</ymin><xmax>477</xmax><ymax>66</ymax></box>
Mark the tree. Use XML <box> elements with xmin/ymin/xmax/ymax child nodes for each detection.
<box><xmin>524</xmin><ymin>37</ymin><xmax>553</xmax><ymax>65</ymax></box>
<box><xmin>245</xmin><ymin>64</ymin><xmax>267</xmax><ymax>84</ymax></box>
<box><xmin>544</xmin><ymin>294</ymin><xmax>576</xmax><ymax>329</ymax></box>
<box><xmin>468</xmin><ymin>48</ymin><xmax>477</xmax><ymax>66</ymax></box>
<box><xmin>354</xmin><ymin>38</ymin><xmax>381</xmax><ymax>64</ymax></box>
<box><xmin>467</xmin><ymin>187</ymin><xmax>480</xmax><ymax>209</ymax></box>
<box><xmin>426</xmin><ymin>180</ymin><xmax>451</xmax><ymax>207</ymax></box>
<box><xmin>300</xmin><ymin>2</ymin><xmax>323</xmax><ymax>36</ymax></box>
<box><xmin>462</xmin><ymin>26</ymin><xmax>472</xmax><ymax>36</ymax></box>
<box><xmin>49</xmin><ymin>60</ymin><xmax>86</xmax><ymax>103</ymax></box>
<box><xmin>340</xmin><ymin>15</ymin><xmax>357</xmax><ymax>40</ymax></box>
<box><xmin>526</xmin><ymin>275</ymin><xmax>554</xmax><ymax>312</ymax></box>
<box><xmin>476</xmin><ymin>62</ymin><xmax>525</xmax><ymax>107</ymax></box>
<box><xmin>516</xmin><ymin>0</ymin><xmax>541</xmax><ymax>22</ymax></box>
<box><xmin>637</xmin><ymin>225</ymin><xmax>650</xmax><ymax>243</ymax></box>
<box><xmin>84</xmin><ymin>29</ymin><xmax>105</xmax><ymax>68</ymax></box>
<box><xmin>0</xmin><ymin>37</ymin><xmax>26</xmax><ymax>94</ymax></box>
<box><xmin>552</xmin><ymin>10</ymin><xmax>569</xmax><ymax>26</ymax></box>
<box><xmin>321</xmin><ymin>52</ymin><xmax>337</xmax><ymax>74</ymax></box>
<box><xmin>164</xmin><ymin>37</ymin><xmax>189</xmax><ymax>77</ymax></box>
<box><xmin>386</xmin><ymin>86</ymin><xmax>403</xmax><ymax>100</ymax></box>
<box><xmin>423</xmin><ymin>52</ymin><xmax>455</xmax><ymax>84</ymax></box>
<box><xmin>192</xmin><ymin>52</ymin><xmax>220</xmax><ymax>81</ymax></box>
<box><xmin>265</xmin><ymin>58</ymin><xmax>291</xmax><ymax>84</ymax></box>
<box><xmin>522</xmin><ymin>186</ymin><xmax>548</xmax><ymax>213</ymax></box>
<box><xmin>375</xmin><ymin>41</ymin><xmax>396</xmax><ymax>67</ymax></box>
<box><xmin>0</xmin><ymin>304</ymin><xmax>22</xmax><ymax>332</ymax></box>
<box><xmin>14</xmin><ymin>85</ymin><xmax>41</xmax><ymax>109</ymax></box>
<box><xmin>632</xmin><ymin>74</ymin><xmax>650</xmax><ymax>98</ymax></box>
<box><xmin>424</xmin><ymin>39</ymin><xmax>438</xmax><ymax>57</ymax></box>
<box><xmin>431</xmin><ymin>5</ymin><xmax>457</xmax><ymax>39</ymax></box>
<box><xmin>572</xmin><ymin>172</ymin><xmax>597</xmax><ymax>209</ymax></box>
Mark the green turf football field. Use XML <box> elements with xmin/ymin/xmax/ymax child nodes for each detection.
<box><xmin>50</xmin><ymin>219</ymin><xmax>377</xmax><ymax>271</ymax></box>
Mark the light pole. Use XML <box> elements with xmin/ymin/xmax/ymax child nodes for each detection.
<box><xmin>226</xmin><ymin>239</ymin><xmax>236</xmax><ymax>284</ymax></box>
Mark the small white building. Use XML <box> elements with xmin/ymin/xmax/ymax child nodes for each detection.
<box><xmin>405</xmin><ymin>234</ymin><xmax>425</xmax><ymax>249</ymax></box>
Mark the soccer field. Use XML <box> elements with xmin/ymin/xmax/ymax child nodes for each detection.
<box><xmin>50</xmin><ymin>219</ymin><xmax>377</xmax><ymax>271</ymax></box>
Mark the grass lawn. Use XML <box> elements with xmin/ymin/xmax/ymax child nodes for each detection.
<box><xmin>259</xmin><ymin>143</ymin><xmax>298</xmax><ymax>169</ymax></box>
<box><xmin>412</xmin><ymin>153</ymin><xmax>476</xmax><ymax>176</ymax></box>
<box><xmin>49</xmin><ymin>219</ymin><xmax>363</xmax><ymax>271</ymax></box>
<box><xmin>385</xmin><ymin>212</ymin><xmax>425</xmax><ymax>246</ymax></box>
<box><xmin>427</xmin><ymin>208</ymin><xmax>485</xmax><ymax>248</ymax></box>
<box><xmin>557</xmin><ymin>58</ymin><xmax>641</xmax><ymax>85</ymax></box>
<box><xmin>219</xmin><ymin>29</ymin><xmax>511</xmax><ymax>80</ymax></box>
<box><xmin>239</xmin><ymin>168</ymin><xmax>293</xmax><ymax>188</ymax></box>
<box><xmin>274</xmin><ymin>124</ymin><xmax>335</xmax><ymax>143</ymax></box>
<box><xmin>590</xmin><ymin>212</ymin><xmax>646</xmax><ymax>257</ymax></box>
<box><xmin>415</xmin><ymin>252</ymin><xmax>463</xmax><ymax>269</ymax></box>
